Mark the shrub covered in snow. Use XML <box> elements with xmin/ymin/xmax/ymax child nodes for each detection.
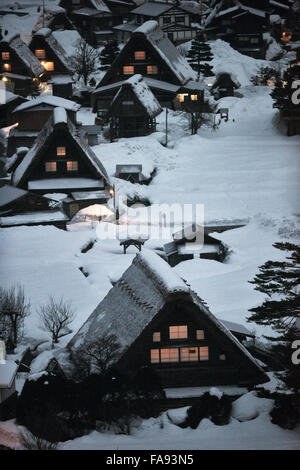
<box><xmin>270</xmin><ymin>394</ymin><xmax>300</xmax><ymax>430</ymax></box>
<box><xmin>231</xmin><ymin>391</ymin><xmax>274</xmax><ymax>422</ymax></box>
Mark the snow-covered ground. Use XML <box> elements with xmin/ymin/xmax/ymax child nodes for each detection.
<box><xmin>0</xmin><ymin>35</ymin><xmax>299</xmax><ymax>449</ymax></box>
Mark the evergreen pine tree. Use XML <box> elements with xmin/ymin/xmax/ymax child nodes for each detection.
<box><xmin>187</xmin><ymin>33</ymin><xmax>214</xmax><ymax>80</ymax></box>
<box><xmin>99</xmin><ymin>40</ymin><xmax>120</xmax><ymax>69</ymax></box>
<box><xmin>248</xmin><ymin>242</ymin><xmax>300</xmax><ymax>392</ymax></box>
<box><xmin>271</xmin><ymin>65</ymin><xmax>299</xmax><ymax>113</ymax></box>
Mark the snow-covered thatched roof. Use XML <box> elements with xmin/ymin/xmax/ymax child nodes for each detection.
<box><xmin>215</xmin><ymin>5</ymin><xmax>266</xmax><ymax>19</ymax></box>
<box><xmin>131</xmin><ymin>2</ymin><xmax>172</xmax><ymax>16</ymax></box>
<box><xmin>134</xmin><ymin>21</ymin><xmax>196</xmax><ymax>85</ymax></box>
<box><xmin>68</xmin><ymin>251</ymin><xmax>268</xmax><ymax>383</ymax></box>
<box><xmin>0</xmin><ymin>184</ymin><xmax>27</xmax><ymax>208</ymax></box>
<box><xmin>1</xmin><ymin>34</ymin><xmax>44</xmax><ymax>78</ymax></box>
<box><xmin>110</xmin><ymin>74</ymin><xmax>162</xmax><ymax>117</ymax></box>
<box><xmin>33</xmin><ymin>28</ymin><xmax>74</xmax><ymax>73</ymax></box>
<box><xmin>13</xmin><ymin>95</ymin><xmax>80</xmax><ymax>114</ymax></box>
<box><xmin>12</xmin><ymin>108</ymin><xmax>110</xmax><ymax>189</ymax></box>
<box><xmin>98</xmin><ymin>20</ymin><xmax>196</xmax><ymax>89</ymax></box>
<box><xmin>89</xmin><ymin>0</ymin><xmax>111</xmax><ymax>12</ymax></box>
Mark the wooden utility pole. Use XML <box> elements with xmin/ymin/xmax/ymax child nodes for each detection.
<box><xmin>165</xmin><ymin>107</ymin><xmax>168</xmax><ymax>147</ymax></box>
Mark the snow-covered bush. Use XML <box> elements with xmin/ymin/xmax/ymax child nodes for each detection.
<box><xmin>231</xmin><ymin>391</ymin><xmax>274</xmax><ymax>422</ymax></box>
<box><xmin>250</xmin><ymin>66</ymin><xmax>281</xmax><ymax>86</ymax></box>
<box><xmin>270</xmin><ymin>394</ymin><xmax>300</xmax><ymax>430</ymax></box>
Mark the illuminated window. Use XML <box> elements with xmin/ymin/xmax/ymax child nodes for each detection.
<box><xmin>160</xmin><ymin>348</ymin><xmax>179</xmax><ymax>363</ymax></box>
<box><xmin>35</xmin><ymin>49</ymin><xmax>46</xmax><ymax>59</ymax></box>
<box><xmin>281</xmin><ymin>31</ymin><xmax>292</xmax><ymax>42</ymax></box>
<box><xmin>177</xmin><ymin>93</ymin><xmax>188</xmax><ymax>103</ymax></box>
<box><xmin>135</xmin><ymin>51</ymin><xmax>145</xmax><ymax>60</ymax></box>
<box><xmin>153</xmin><ymin>332</ymin><xmax>161</xmax><ymax>342</ymax></box>
<box><xmin>180</xmin><ymin>347</ymin><xmax>198</xmax><ymax>362</ymax></box>
<box><xmin>45</xmin><ymin>161</ymin><xmax>57</xmax><ymax>172</ymax></box>
<box><xmin>196</xmin><ymin>329</ymin><xmax>204</xmax><ymax>340</ymax></box>
<box><xmin>57</xmin><ymin>146</ymin><xmax>66</xmax><ymax>156</ymax></box>
<box><xmin>147</xmin><ymin>65</ymin><xmax>158</xmax><ymax>75</ymax></box>
<box><xmin>169</xmin><ymin>325</ymin><xmax>187</xmax><ymax>339</ymax></box>
<box><xmin>67</xmin><ymin>161</ymin><xmax>78</xmax><ymax>172</ymax></box>
<box><xmin>2</xmin><ymin>63</ymin><xmax>11</xmax><ymax>71</ymax></box>
<box><xmin>199</xmin><ymin>346</ymin><xmax>209</xmax><ymax>361</ymax></box>
<box><xmin>1</xmin><ymin>52</ymin><xmax>10</xmax><ymax>60</ymax></box>
<box><xmin>150</xmin><ymin>349</ymin><xmax>160</xmax><ymax>363</ymax></box>
<box><xmin>191</xmin><ymin>94</ymin><xmax>198</xmax><ymax>101</ymax></box>
<box><xmin>123</xmin><ymin>65</ymin><xmax>134</xmax><ymax>75</ymax></box>
<box><xmin>219</xmin><ymin>353</ymin><xmax>226</xmax><ymax>361</ymax></box>
<box><xmin>41</xmin><ymin>61</ymin><xmax>54</xmax><ymax>71</ymax></box>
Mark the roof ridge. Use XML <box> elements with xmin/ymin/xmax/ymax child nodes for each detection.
<box><xmin>118</xmin><ymin>279</ymin><xmax>154</xmax><ymax>310</ymax></box>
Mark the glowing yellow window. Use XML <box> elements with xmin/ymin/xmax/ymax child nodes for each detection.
<box><xmin>41</xmin><ymin>61</ymin><xmax>54</xmax><ymax>71</ymax></box>
<box><xmin>191</xmin><ymin>94</ymin><xmax>198</xmax><ymax>101</ymax></box>
<box><xmin>123</xmin><ymin>65</ymin><xmax>134</xmax><ymax>75</ymax></box>
<box><xmin>3</xmin><ymin>63</ymin><xmax>11</xmax><ymax>71</ymax></box>
<box><xmin>199</xmin><ymin>346</ymin><xmax>209</xmax><ymax>361</ymax></box>
<box><xmin>57</xmin><ymin>146</ymin><xmax>66</xmax><ymax>156</ymax></box>
<box><xmin>35</xmin><ymin>49</ymin><xmax>46</xmax><ymax>59</ymax></box>
<box><xmin>169</xmin><ymin>325</ymin><xmax>187</xmax><ymax>339</ymax></box>
<box><xmin>147</xmin><ymin>65</ymin><xmax>158</xmax><ymax>75</ymax></box>
<box><xmin>135</xmin><ymin>51</ymin><xmax>146</xmax><ymax>60</ymax></box>
<box><xmin>180</xmin><ymin>347</ymin><xmax>198</xmax><ymax>362</ymax></box>
<box><xmin>150</xmin><ymin>349</ymin><xmax>160</xmax><ymax>363</ymax></box>
<box><xmin>177</xmin><ymin>93</ymin><xmax>188</xmax><ymax>103</ymax></box>
<box><xmin>45</xmin><ymin>162</ymin><xmax>57</xmax><ymax>172</ymax></box>
<box><xmin>196</xmin><ymin>329</ymin><xmax>204</xmax><ymax>340</ymax></box>
<box><xmin>67</xmin><ymin>161</ymin><xmax>78</xmax><ymax>172</ymax></box>
<box><xmin>1</xmin><ymin>52</ymin><xmax>10</xmax><ymax>60</ymax></box>
<box><xmin>160</xmin><ymin>348</ymin><xmax>179</xmax><ymax>363</ymax></box>
<box><xmin>153</xmin><ymin>332</ymin><xmax>161</xmax><ymax>342</ymax></box>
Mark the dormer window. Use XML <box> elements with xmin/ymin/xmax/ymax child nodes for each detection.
<box><xmin>135</xmin><ymin>51</ymin><xmax>146</xmax><ymax>60</ymax></box>
<box><xmin>1</xmin><ymin>52</ymin><xmax>10</xmax><ymax>60</ymax></box>
<box><xmin>123</xmin><ymin>65</ymin><xmax>134</xmax><ymax>75</ymax></box>
<box><xmin>169</xmin><ymin>325</ymin><xmax>187</xmax><ymax>339</ymax></box>
<box><xmin>35</xmin><ymin>49</ymin><xmax>46</xmax><ymax>59</ymax></box>
<box><xmin>147</xmin><ymin>65</ymin><xmax>158</xmax><ymax>75</ymax></box>
<box><xmin>57</xmin><ymin>146</ymin><xmax>66</xmax><ymax>156</ymax></box>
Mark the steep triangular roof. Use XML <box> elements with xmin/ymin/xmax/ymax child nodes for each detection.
<box><xmin>1</xmin><ymin>33</ymin><xmax>44</xmax><ymax>78</ymax></box>
<box><xmin>98</xmin><ymin>20</ymin><xmax>196</xmax><ymax>88</ymax></box>
<box><xmin>13</xmin><ymin>95</ymin><xmax>80</xmax><ymax>114</ymax></box>
<box><xmin>68</xmin><ymin>251</ymin><xmax>268</xmax><ymax>384</ymax></box>
<box><xmin>31</xmin><ymin>28</ymin><xmax>74</xmax><ymax>74</ymax></box>
<box><xmin>109</xmin><ymin>74</ymin><xmax>162</xmax><ymax>118</ymax></box>
<box><xmin>12</xmin><ymin>107</ymin><xmax>110</xmax><ymax>188</ymax></box>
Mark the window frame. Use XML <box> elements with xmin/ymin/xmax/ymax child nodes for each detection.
<box><xmin>1</xmin><ymin>52</ymin><xmax>10</xmax><ymax>60</ymax></box>
<box><xmin>169</xmin><ymin>325</ymin><xmax>188</xmax><ymax>340</ymax></box>
<box><xmin>56</xmin><ymin>146</ymin><xmax>66</xmax><ymax>157</ymax></box>
<box><xmin>66</xmin><ymin>161</ymin><xmax>78</xmax><ymax>172</ymax></box>
<box><xmin>134</xmin><ymin>50</ymin><xmax>146</xmax><ymax>61</ymax></box>
<box><xmin>35</xmin><ymin>49</ymin><xmax>46</xmax><ymax>59</ymax></box>
<box><xmin>123</xmin><ymin>65</ymin><xmax>134</xmax><ymax>75</ymax></box>
<box><xmin>45</xmin><ymin>161</ymin><xmax>57</xmax><ymax>173</ymax></box>
<box><xmin>146</xmin><ymin>65</ymin><xmax>158</xmax><ymax>75</ymax></box>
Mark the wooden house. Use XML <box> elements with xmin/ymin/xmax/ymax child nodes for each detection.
<box><xmin>92</xmin><ymin>21</ymin><xmax>204</xmax><ymax>114</ymax></box>
<box><xmin>209</xmin><ymin>4</ymin><xmax>268</xmax><ymax>59</ymax></box>
<box><xmin>29</xmin><ymin>28</ymin><xmax>74</xmax><ymax>97</ymax></box>
<box><xmin>0</xmin><ymin>360</ymin><xmax>18</xmax><ymax>420</ymax></box>
<box><xmin>61</xmin><ymin>0</ymin><xmax>135</xmax><ymax>46</ymax></box>
<box><xmin>0</xmin><ymin>184</ymin><xmax>69</xmax><ymax>229</ymax></box>
<box><xmin>163</xmin><ymin>224</ymin><xmax>227</xmax><ymax>267</ymax></box>
<box><xmin>130</xmin><ymin>1</ymin><xmax>200</xmax><ymax>44</ymax></box>
<box><xmin>11</xmin><ymin>107</ymin><xmax>111</xmax><ymax>218</ymax></box>
<box><xmin>7</xmin><ymin>95</ymin><xmax>81</xmax><ymax>156</ymax></box>
<box><xmin>0</xmin><ymin>33</ymin><xmax>45</xmax><ymax>96</ymax></box>
<box><xmin>108</xmin><ymin>74</ymin><xmax>162</xmax><ymax>139</ymax></box>
<box><xmin>0</xmin><ymin>91</ymin><xmax>27</xmax><ymax>128</ymax></box>
<box><xmin>68</xmin><ymin>251</ymin><xmax>269</xmax><ymax>388</ymax></box>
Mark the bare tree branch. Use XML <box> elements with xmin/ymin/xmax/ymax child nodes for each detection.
<box><xmin>38</xmin><ymin>296</ymin><xmax>75</xmax><ymax>346</ymax></box>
